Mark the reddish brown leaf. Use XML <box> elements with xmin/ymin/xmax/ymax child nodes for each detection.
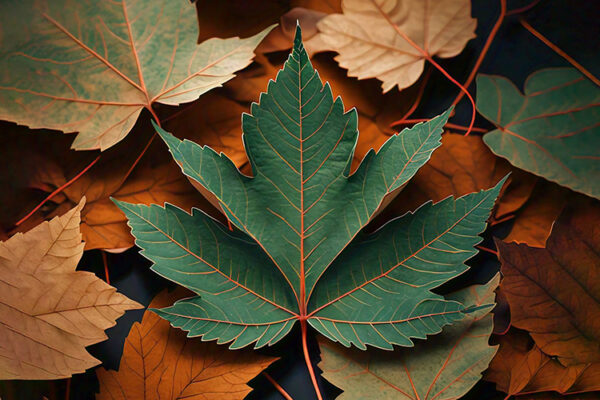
<box><xmin>380</xmin><ymin>133</ymin><xmax>536</xmax><ymax>219</ymax></box>
<box><xmin>96</xmin><ymin>289</ymin><xmax>278</xmax><ymax>400</ymax></box>
<box><xmin>496</xmin><ymin>202</ymin><xmax>600</xmax><ymax>366</ymax></box>
<box><xmin>486</xmin><ymin>330</ymin><xmax>600</xmax><ymax>398</ymax></box>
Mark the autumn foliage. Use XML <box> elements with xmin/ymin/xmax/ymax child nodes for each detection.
<box><xmin>0</xmin><ymin>0</ymin><xmax>598</xmax><ymax>399</ymax></box>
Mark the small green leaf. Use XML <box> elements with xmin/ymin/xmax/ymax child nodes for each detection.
<box><xmin>117</xmin><ymin>26</ymin><xmax>504</xmax><ymax>349</ymax></box>
<box><xmin>477</xmin><ymin>68</ymin><xmax>600</xmax><ymax>199</ymax></box>
<box><xmin>318</xmin><ymin>275</ymin><xmax>500</xmax><ymax>399</ymax></box>
<box><xmin>0</xmin><ymin>0</ymin><xmax>271</xmax><ymax>150</ymax></box>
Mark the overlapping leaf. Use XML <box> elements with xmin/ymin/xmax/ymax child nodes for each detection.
<box><xmin>312</xmin><ymin>0</ymin><xmax>477</xmax><ymax>91</ymax></box>
<box><xmin>0</xmin><ymin>0</ymin><xmax>270</xmax><ymax>150</ymax></box>
<box><xmin>96</xmin><ymin>289</ymin><xmax>277</xmax><ymax>399</ymax></box>
<box><xmin>318</xmin><ymin>275</ymin><xmax>499</xmax><ymax>399</ymax></box>
<box><xmin>496</xmin><ymin>201</ymin><xmax>600</xmax><ymax>366</ymax></box>
<box><xmin>486</xmin><ymin>330</ymin><xmax>600</xmax><ymax>398</ymax></box>
<box><xmin>0</xmin><ymin>199</ymin><xmax>142</xmax><ymax>380</ymax></box>
<box><xmin>382</xmin><ymin>133</ymin><xmax>536</xmax><ymax>219</ymax></box>
<box><xmin>117</xmin><ymin>27</ymin><xmax>504</xmax><ymax>350</ymax></box>
<box><xmin>477</xmin><ymin>68</ymin><xmax>600</xmax><ymax>199</ymax></box>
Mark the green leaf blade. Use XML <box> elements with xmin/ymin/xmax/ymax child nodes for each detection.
<box><xmin>113</xmin><ymin>200</ymin><xmax>298</xmax><ymax>348</ymax></box>
<box><xmin>308</xmin><ymin>178</ymin><xmax>505</xmax><ymax>349</ymax></box>
<box><xmin>318</xmin><ymin>275</ymin><xmax>500</xmax><ymax>399</ymax></box>
<box><xmin>477</xmin><ymin>68</ymin><xmax>600</xmax><ymax>199</ymax></box>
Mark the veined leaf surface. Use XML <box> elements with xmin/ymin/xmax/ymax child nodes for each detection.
<box><xmin>318</xmin><ymin>275</ymin><xmax>499</xmax><ymax>399</ymax></box>
<box><xmin>0</xmin><ymin>0</ymin><xmax>270</xmax><ymax>150</ymax></box>
<box><xmin>117</xmin><ymin>26</ymin><xmax>504</xmax><ymax>349</ymax></box>
<box><xmin>477</xmin><ymin>68</ymin><xmax>600</xmax><ymax>199</ymax></box>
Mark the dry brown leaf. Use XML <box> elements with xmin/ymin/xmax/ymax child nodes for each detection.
<box><xmin>486</xmin><ymin>330</ymin><xmax>600</xmax><ymax>398</ymax></box>
<box><xmin>503</xmin><ymin>181</ymin><xmax>569</xmax><ymax>247</ymax></box>
<box><xmin>312</xmin><ymin>0</ymin><xmax>477</xmax><ymax>91</ymax></box>
<box><xmin>96</xmin><ymin>289</ymin><xmax>278</xmax><ymax>400</ymax></box>
<box><xmin>496</xmin><ymin>202</ymin><xmax>600</xmax><ymax>366</ymax></box>
<box><xmin>0</xmin><ymin>199</ymin><xmax>142</xmax><ymax>380</ymax></box>
<box><xmin>379</xmin><ymin>133</ymin><xmax>536</xmax><ymax>218</ymax></box>
<box><xmin>6</xmin><ymin>91</ymin><xmax>249</xmax><ymax>250</ymax></box>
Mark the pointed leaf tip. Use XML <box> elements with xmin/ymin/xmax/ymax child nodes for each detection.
<box><xmin>293</xmin><ymin>23</ymin><xmax>303</xmax><ymax>51</ymax></box>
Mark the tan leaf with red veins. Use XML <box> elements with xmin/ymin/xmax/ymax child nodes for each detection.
<box><xmin>312</xmin><ymin>0</ymin><xmax>477</xmax><ymax>91</ymax></box>
<box><xmin>0</xmin><ymin>199</ymin><xmax>142</xmax><ymax>380</ymax></box>
<box><xmin>96</xmin><ymin>289</ymin><xmax>278</xmax><ymax>400</ymax></box>
<box><xmin>486</xmin><ymin>330</ymin><xmax>600</xmax><ymax>398</ymax></box>
<box><xmin>496</xmin><ymin>202</ymin><xmax>600</xmax><ymax>366</ymax></box>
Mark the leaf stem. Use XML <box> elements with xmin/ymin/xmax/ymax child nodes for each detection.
<box><xmin>393</xmin><ymin>68</ymin><xmax>432</xmax><ymax>125</ymax></box>
<box><xmin>102</xmin><ymin>251</ymin><xmax>110</xmax><ymax>285</ymax></box>
<box><xmin>301</xmin><ymin>319</ymin><xmax>323</xmax><ymax>400</ymax></box>
<box><xmin>370</xmin><ymin>0</ymin><xmax>477</xmax><ymax>136</ymax></box>
<box><xmin>506</xmin><ymin>0</ymin><xmax>540</xmax><ymax>16</ymax></box>
<box><xmin>65</xmin><ymin>377</ymin><xmax>71</xmax><ymax>400</ymax></box>
<box><xmin>476</xmin><ymin>245</ymin><xmax>499</xmax><ymax>257</ymax></box>
<box><xmin>451</xmin><ymin>0</ymin><xmax>506</xmax><ymax>106</ymax></box>
<box><xmin>15</xmin><ymin>155</ymin><xmax>101</xmax><ymax>227</ymax></box>
<box><xmin>520</xmin><ymin>19</ymin><xmax>600</xmax><ymax>86</ymax></box>
<box><xmin>263</xmin><ymin>372</ymin><xmax>294</xmax><ymax>400</ymax></box>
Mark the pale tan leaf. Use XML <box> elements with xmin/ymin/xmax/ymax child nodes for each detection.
<box><xmin>313</xmin><ymin>0</ymin><xmax>477</xmax><ymax>91</ymax></box>
<box><xmin>0</xmin><ymin>199</ymin><xmax>142</xmax><ymax>380</ymax></box>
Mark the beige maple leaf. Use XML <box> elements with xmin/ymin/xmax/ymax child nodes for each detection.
<box><xmin>0</xmin><ymin>199</ymin><xmax>142</xmax><ymax>380</ymax></box>
<box><xmin>313</xmin><ymin>0</ymin><xmax>477</xmax><ymax>92</ymax></box>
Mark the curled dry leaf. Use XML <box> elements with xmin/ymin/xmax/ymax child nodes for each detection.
<box><xmin>486</xmin><ymin>330</ymin><xmax>600</xmax><ymax>398</ymax></box>
<box><xmin>96</xmin><ymin>289</ymin><xmax>277</xmax><ymax>400</ymax></box>
<box><xmin>0</xmin><ymin>0</ymin><xmax>271</xmax><ymax>150</ymax></box>
<box><xmin>477</xmin><ymin>68</ymin><xmax>600</xmax><ymax>200</ymax></box>
<box><xmin>496</xmin><ymin>201</ymin><xmax>600</xmax><ymax>366</ymax></box>
<box><xmin>318</xmin><ymin>275</ymin><xmax>499</xmax><ymax>399</ymax></box>
<box><xmin>0</xmin><ymin>199</ymin><xmax>142</xmax><ymax>380</ymax></box>
<box><xmin>312</xmin><ymin>0</ymin><xmax>477</xmax><ymax>91</ymax></box>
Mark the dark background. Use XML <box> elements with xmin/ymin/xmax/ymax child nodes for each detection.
<box><xmin>1</xmin><ymin>0</ymin><xmax>598</xmax><ymax>399</ymax></box>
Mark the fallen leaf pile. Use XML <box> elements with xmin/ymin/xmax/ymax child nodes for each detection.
<box><xmin>0</xmin><ymin>0</ymin><xmax>598</xmax><ymax>399</ymax></box>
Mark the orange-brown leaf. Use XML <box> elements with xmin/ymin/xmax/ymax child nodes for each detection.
<box><xmin>0</xmin><ymin>200</ymin><xmax>142</xmax><ymax>380</ymax></box>
<box><xmin>486</xmin><ymin>330</ymin><xmax>600</xmax><ymax>398</ymax></box>
<box><xmin>496</xmin><ymin>202</ymin><xmax>600</xmax><ymax>366</ymax></box>
<box><xmin>96</xmin><ymin>289</ymin><xmax>278</xmax><ymax>400</ymax></box>
<box><xmin>381</xmin><ymin>133</ymin><xmax>536</xmax><ymax>218</ymax></box>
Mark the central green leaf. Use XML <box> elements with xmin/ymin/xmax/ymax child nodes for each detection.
<box><xmin>116</xmin><ymin>26</ymin><xmax>504</xmax><ymax>350</ymax></box>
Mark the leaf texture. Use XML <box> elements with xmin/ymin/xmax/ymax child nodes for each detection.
<box><xmin>0</xmin><ymin>199</ymin><xmax>142</xmax><ymax>380</ymax></box>
<box><xmin>486</xmin><ymin>330</ymin><xmax>600</xmax><ymax>398</ymax></box>
<box><xmin>0</xmin><ymin>0</ymin><xmax>270</xmax><ymax>150</ymax></box>
<box><xmin>312</xmin><ymin>0</ymin><xmax>477</xmax><ymax>91</ymax></box>
<box><xmin>118</xmin><ymin>26</ymin><xmax>504</xmax><ymax>350</ymax></box>
<box><xmin>318</xmin><ymin>275</ymin><xmax>499</xmax><ymax>399</ymax></box>
<box><xmin>496</xmin><ymin>201</ymin><xmax>600</xmax><ymax>366</ymax></box>
<box><xmin>477</xmin><ymin>68</ymin><xmax>600</xmax><ymax>199</ymax></box>
<box><xmin>96</xmin><ymin>289</ymin><xmax>277</xmax><ymax>399</ymax></box>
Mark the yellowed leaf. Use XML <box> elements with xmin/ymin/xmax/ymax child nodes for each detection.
<box><xmin>0</xmin><ymin>199</ymin><xmax>142</xmax><ymax>380</ymax></box>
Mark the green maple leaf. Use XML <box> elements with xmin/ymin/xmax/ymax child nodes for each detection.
<box><xmin>318</xmin><ymin>274</ymin><xmax>499</xmax><ymax>399</ymax></box>
<box><xmin>116</xmin><ymin>26</ymin><xmax>504</xmax><ymax>350</ymax></box>
<box><xmin>0</xmin><ymin>0</ymin><xmax>270</xmax><ymax>151</ymax></box>
<box><xmin>477</xmin><ymin>68</ymin><xmax>600</xmax><ymax>200</ymax></box>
